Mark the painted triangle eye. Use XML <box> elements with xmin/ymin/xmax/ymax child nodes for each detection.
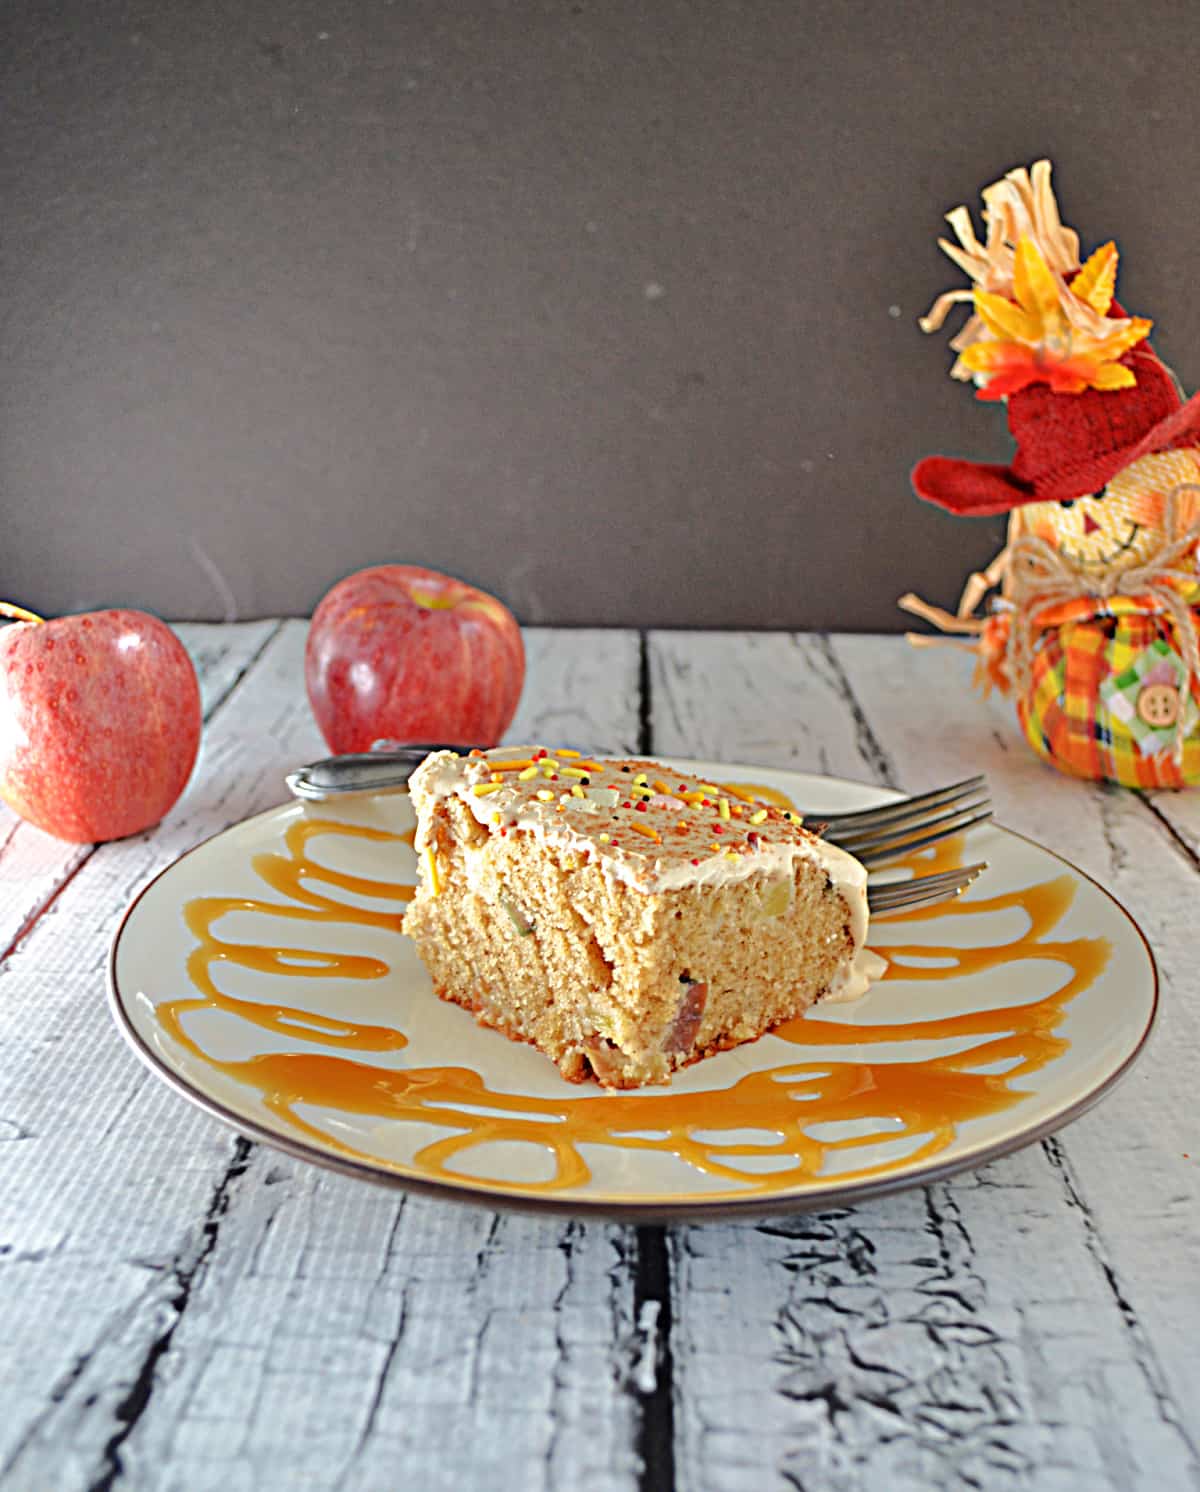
<box><xmin>1083</xmin><ymin>512</ymin><xmax>1102</xmax><ymax>535</ymax></box>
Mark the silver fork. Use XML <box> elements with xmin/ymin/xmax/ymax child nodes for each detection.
<box><xmin>810</xmin><ymin>775</ymin><xmax>991</xmax><ymax>867</ymax></box>
<box><xmin>287</xmin><ymin>752</ymin><xmax>991</xmax><ymax>867</ymax></box>
<box><xmin>285</xmin><ymin>747</ymin><xmax>990</xmax><ymax>914</ymax></box>
<box><xmin>867</xmin><ymin>860</ymin><xmax>988</xmax><ymax>916</ymax></box>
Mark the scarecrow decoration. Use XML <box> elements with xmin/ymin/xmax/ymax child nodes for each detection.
<box><xmin>902</xmin><ymin>160</ymin><xmax>1200</xmax><ymax>788</ymax></box>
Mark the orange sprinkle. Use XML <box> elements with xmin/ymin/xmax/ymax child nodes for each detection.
<box><xmin>557</xmin><ymin>748</ymin><xmax>582</xmax><ymax>758</ymax></box>
<box><xmin>630</xmin><ymin>822</ymin><xmax>662</xmax><ymax>843</ymax></box>
<box><xmin>489</xmin><ymin>759</ymin><xmax>536</xmax><ymax>774</ymax></box>
<box><xmin>652</xmin><ymin>778</ymin><xmax>672</xmax><ymax>794</ymax></box>
<box><xmin>575</xmin><ymin>760</ymin><xmax>605</xmax><ymax>773</ymax></box>
<box><xmin>724</xmin><ymin>784</ymin><xmax>767</xmax><ymax>806</ymax></box>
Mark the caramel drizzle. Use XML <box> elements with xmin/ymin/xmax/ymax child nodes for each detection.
<box><xmin>154</xmin><ymin>801</ymin><xmax>1111</xmax><ymax>1199</ymax></box>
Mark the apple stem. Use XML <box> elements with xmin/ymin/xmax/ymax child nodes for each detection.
<box><xmin>0</xmin><ymin>601</ymin><xmax>45</xmax><ymax>625</ymax></box>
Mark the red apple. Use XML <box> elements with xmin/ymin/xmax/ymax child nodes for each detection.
<box><xmin>305</xmin><ymin>565</ymin><xmax>525</xmax><ymax>753</ymax></box>
<box><xmin>0</xmin><ymin>604</ymin><xmax>202</xmax><ymax>843</ymax></box>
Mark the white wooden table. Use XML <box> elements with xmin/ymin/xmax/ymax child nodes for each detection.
<box><xmin>2</xmin><ymin>624</ymin><xmax>1197</xmax><ymax>1492</ymax></box>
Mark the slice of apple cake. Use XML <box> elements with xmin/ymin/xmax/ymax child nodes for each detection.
<box><xmin>403</xmin><ymin>747</ymin><xmax>882</xmax><ymax>1089</ymax></box>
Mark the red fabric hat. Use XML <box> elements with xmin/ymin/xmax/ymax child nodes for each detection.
<box><xmin>913</xmin><ymin>339</ymin><xmax>1200</xmax><ymax>517</ymax></box>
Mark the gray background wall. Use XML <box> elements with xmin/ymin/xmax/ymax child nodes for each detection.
<box><xmin>4</xmin><ymin>0</ymin><xmax>1199</xmax><ymax>628</ymax></box>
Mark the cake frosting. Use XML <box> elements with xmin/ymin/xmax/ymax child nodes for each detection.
<box><xmin>410</xmin><ymin>746</ymin><xmax>883</xmax><ymax>1000</ymax></box>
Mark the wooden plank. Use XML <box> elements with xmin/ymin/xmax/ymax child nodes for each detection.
<box><xmin>0</xmin><ymin>626</ymin><xmax>649</xmax><ymax>1491</ymax></box>
<box><xmin>649</xmin><ymin>630</ymin><xmax>1200</xmax><ymax>1492</ymax></box>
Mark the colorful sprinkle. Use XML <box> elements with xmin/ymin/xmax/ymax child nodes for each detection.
<box><xmin>472</xmin><ymin>782</ymin><xmax>505</xmax><ymax>797</ymax></box>
<box><xmin>749</xmin><ymin>808</ymin><xmax>769</xmax><ymax>825</ymax></box>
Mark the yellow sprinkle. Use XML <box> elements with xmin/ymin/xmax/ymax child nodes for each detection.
<box><xmin>630</xmin><ymin>822</ymin><xmax>662</xmax><ymax>843</ymax></box>
<box><xmin>572</xmin><ymin>784</ymin><xmax>586</xmax><ymax>798</ymax></box>
<box><xmin>423</xmin><ymin>846</ymin><xmax>442</xmax><ymax>896</ymax></box>
<box><xmin>542</xmin><ymin>757</ymin><xmax>560</xmax><ymax>769</ymax></box>
<box><xmin>557</xmin><ymin>748</ymin><xmax>581</xmax><ymax>758</ymax></box>
<box><xmin>633</xmin><ymin>772</ymin><xmax>648</xmax><ymax>786</ymax></box>
<box><xmin>491</xmin><ymin>811</ymin><xmax>502</xmax><ymax>824</ymax></box>
<box><xmin>749</xmin><ymin>808</ymin><xmax>769</xmax><ymax>825</ymax></box>
<box><xmin>719</xmin><ymin>798</ymin><xmax>730</xmax><ymax>820</ymax></box>
<box><xmin>699</xmin><ymin>783</ymin><xmax>721</xmax><ymax>796</ymax></box>
<box><xmin>472</xmin><ymin>782</ymin><xmax>504</xmax><ymax>796</ymax></box>
<box><xmin>491</xmin><ymin>771</ymin><xmax>504</xmax><ymax>783</ymax></box>
<box><xmin>630</xmin><ymin>784</ymin><xmax>654</xmax><ymax>799</ymax></box>
<box><xmin>724</xmin><ymin>849</ymin><xmax>739</xmax><ymax>860</ymax></box>
<box><xmin>679</xmin><ymin>791</ymin><xmax>706</xmax><ymax>805</ymax></box>
<box><xmin>536</xmin><ymin>789</ymin><xmax>555</xmax><ymax>801</ymax></box>
<box><xmin>518</xmin><ymin>765</ymin><xmax>539</xmax><ymax>780</ymax></box>
<box><xmin>562</xmin><ymin>766</ymin><xmax>591</xmax><ymax>779</ymax></box>
<box><xmin>710</xmin><ymin>842</ymin><xmax>722</xmax><ymax>852</ymax></box>
<box><xmin>598</xmin><ymin>833</ymin><xmax>611</xmax><ymax>844</ymax></box>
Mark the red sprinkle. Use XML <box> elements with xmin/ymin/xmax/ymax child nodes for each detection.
<box><xmin>636</xmin><ymin>801</ymin><xmax>648</xmax><ymax>812</ymax></box>
<box><xmin>713</xmin><ymin>824</ymin><xmax>724</xmax><ymax>834</ymax></box>
<box><xmin>622</xmin><ymin>801</ymin><xmax>632</xmax><ymax>809</ymax></box>
<box><xmin>691</xmin><ymin>858</ymin><xmax>700</xmax><ymax>865</ymax></box>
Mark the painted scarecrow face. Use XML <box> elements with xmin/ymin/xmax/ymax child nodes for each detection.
<box><xmin>1011</xmin><ymin>448</ymin><xmax>1200</xmax><ymax>574</ymax></box>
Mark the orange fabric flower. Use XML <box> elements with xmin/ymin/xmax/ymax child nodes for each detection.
<box><xmin>959</xmin><ymin>239</ymin><xmax>1151</xmax><ymax>400</ymax></box>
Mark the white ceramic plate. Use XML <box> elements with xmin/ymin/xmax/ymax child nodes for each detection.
<box><xmin>108</xmin><ymin>762</ymin><xmax>1158</xmax><ymax>1219</ymax></box>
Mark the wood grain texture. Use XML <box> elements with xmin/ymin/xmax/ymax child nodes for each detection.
<box><xmin>0</xmin><ymin>626</ymin><xmax>647</xmax><ymax>1492</ymax></box>
<box><xmin>2</xmin><ymin>626</ymin><xmax>1197</xmax><ymax>1492</ymax></box>
<box><xmin>649</xmin><ymin>631</ymin><xmax>1200</xmax><ymax>1492</ymax></box>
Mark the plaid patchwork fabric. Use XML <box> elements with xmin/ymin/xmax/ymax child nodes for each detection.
<box><xmin>1014</xmin><ymin>597</ymin><xmax>1200</xmax><ymax>787</ymax></box>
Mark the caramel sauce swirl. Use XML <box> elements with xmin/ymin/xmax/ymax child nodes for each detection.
<box><xmin>154</xmin><ymin>796</ymin><xmax>1111</xmax><ymax>1199</ymax></box>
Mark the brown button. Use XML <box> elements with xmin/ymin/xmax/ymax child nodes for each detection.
<box><xmin>1136</xmin><ymin>682</ymin><xmax>1180</xmax><ymax>728</ymax></box>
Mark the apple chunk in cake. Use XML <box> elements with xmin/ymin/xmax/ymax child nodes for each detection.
<box><xmin>403</xmin><ymin>747</ymin><xmax>881</xmax><ymax>1089</ymax></box>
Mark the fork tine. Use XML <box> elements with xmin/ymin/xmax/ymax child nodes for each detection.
<box><xmin>868</xmin><ymin>861</ymin><xmax>988</xmax><ymax>914</ymax></box>
<box><xmin>829</xmin><ymin>795</ymin><xmax>989</xmax><ymax>851</ymax></box>
<box><xmin>845</xmin><ymin>807</ymin><xmax>994</xmax><ymax>867</ymax></box>
<box><xmin>818</xmin><ymin>776</ymin><xmax>987</xmax><ymax>831</ymax></box>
